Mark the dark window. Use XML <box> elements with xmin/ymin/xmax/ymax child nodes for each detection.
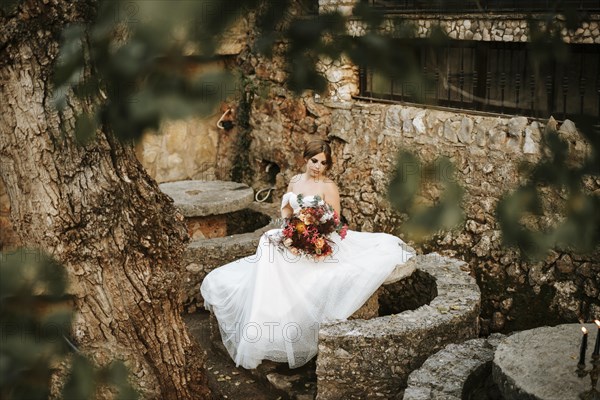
<box><xmin>359</xmin><ymin>40</ymin><xmax>600</xmax><ymax>120</ymax></box>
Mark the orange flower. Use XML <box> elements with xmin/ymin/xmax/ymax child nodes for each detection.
<box><xmin>299</xmin><ymin>211</ymin><xmax>315</xmax><ymax>225</ymax></box>
<box><xmin>295</xmin><ymin>221</ymin><xmax>306</xmax><ymax>233</ymax></box>
<box><xmin>314</xmin><ymin>237</ymin><xmax>325</xmax><ymax>249</ymax></box>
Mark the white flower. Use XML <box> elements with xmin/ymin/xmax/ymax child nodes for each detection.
<box><xmin>283</xmin><ymin>238</ymin><xmax>293</xmax><ymax>247</ymax></box>
<box><xmin>320</xmin><ymin>212</ymin><xmax>333</xmax><ymax>223</ymax></box>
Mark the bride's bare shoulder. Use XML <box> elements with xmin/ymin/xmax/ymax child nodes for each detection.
<box><xmin>287</xmin><ymin>174</ymin><xmax>303</xmax><ymax>192</ymax></box>
<box><xmin>322</xmin><ymin>177</ymin><xmax>339</xmax><ymax>192</ymax></box>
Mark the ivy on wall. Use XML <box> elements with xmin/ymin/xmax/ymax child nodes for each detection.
<box><xmin>231</xmin><ymin>77</ymin><xmax>255</xmax><ymax>184</ymax></box>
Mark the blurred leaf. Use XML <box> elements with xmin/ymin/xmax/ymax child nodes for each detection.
<box><xmin>389</xmin><ymin>153</ymin><xmax>464</xmax><ymax>241</ymax></box>
<box><xmin>53</xmin><ymin>25</ymin><xmax>86</xmax><ymax>87</ymax></box>
<box><xmin>352</xmin><ymin>2</ymin><xmax>384</xmax><ymax>31</ymax></box>
<box><xmin>0</xmin><ymin>0</ymin><xmax>20</xmax><ymax>14</ymax></box>
<box><xmin>497</xmin><ymin>114</ymin><xmax>600</xmax><ymax>260</ymax></box>
<box><xmin>0</xmin><ymin>249</ymin><xmax>71</xmax><ymax>400</ymax></box>
<box><xmin>112</xmin><ymin>40</ymin><xmax>152</xmax><ymax>77</ymax></box>
<box><xmin>74</xmin><ymin>112</ymin><xmax>98</xmax><ymax>145</ymax></box>
<box><xmin>388</xmin><ymin>151</ymin><xmax>420</xmax><ymax>213</ymax></box>
<box><xmin>62</xmin><ymin>355</ymin><xmax>96</xmax><ymax>400</ymax></box>
<box><xmin>106</xmin><ymin>361</ymin><xmax>139</xmax><ymax>400</ymax></box>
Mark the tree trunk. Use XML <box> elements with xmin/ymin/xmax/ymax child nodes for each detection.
<box><xmin>0</xmin><ymin>1</ymin><xmax>210</xmax><ymax>398</ymax></box>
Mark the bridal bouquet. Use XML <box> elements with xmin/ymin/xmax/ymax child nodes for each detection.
<box><xmin>279</xmin><ymin>195</ymin><xmax>348</xmax><ymax>260</ymax></box>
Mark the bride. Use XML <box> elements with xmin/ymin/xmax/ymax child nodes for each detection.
<box><xmin>200</xmin><ymin>139</ymin><xmax>414</xmax><ymax>369</ymax></box>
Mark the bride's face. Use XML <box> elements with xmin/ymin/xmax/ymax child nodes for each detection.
<box><xmin>305</xmin><ymin>152</ymin><xmax>328</xmax><ymax>179</ymax></box>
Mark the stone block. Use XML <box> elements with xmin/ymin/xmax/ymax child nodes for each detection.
<box><xmin>187</xmin><ymin>215</ymin><xmax>227</xmax><ymax>240</ymax></box>
<box><xmin>405</xmin><ymin>334</ymin><xmax>505</xmax><ymax>400</ymax></box>
<box><xmin>493</xmin><ymin>324</ymin><xmax>596</xmax><ymax>399</ymax></box>
<box><xmin>349</xmin><ymin>287</ymin><xmax>381</xmax><ymax>320</ymax></box>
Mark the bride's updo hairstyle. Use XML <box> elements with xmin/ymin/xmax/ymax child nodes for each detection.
<box><xmin>303</xmin><ymin>139</ymin><xmax>332</xmax><ymax>171</ymax></box>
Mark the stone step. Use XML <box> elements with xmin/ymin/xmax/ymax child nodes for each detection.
<box><xmin>159</xmin><ymin>180</ymin><xmax>254</xmax><ymax>218</ymax></box>
<box><xmin>184</xmin><ymin>312</ymin><xmax>289</xmax><ymax>399</ymax></box>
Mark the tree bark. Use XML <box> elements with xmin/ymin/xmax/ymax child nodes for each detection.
<box><xmin>0</xmin><ymin>1</ymin><xmax>210</xmax><ymax>398</ymax></box>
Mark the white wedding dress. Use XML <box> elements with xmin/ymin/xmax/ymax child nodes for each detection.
<box><xmin>200</xmin><ymin>192</ymin><xmax>414</xmax><ymax>369</ymax></box>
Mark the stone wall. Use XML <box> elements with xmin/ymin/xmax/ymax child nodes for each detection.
<box><xmin>135</xmin><ymin>116</ymin><xmax>220</xmax><ymax>183</ymax></box>
<box><xmin>321</xmin><ymin>0</ymin><xmax>600</xmax><ymax>43</ymax></box>
<box><xmin>298</xmin><ymin>100</ymin><xmax>600</xmax><ymax>331</ymax></box>
<box><xmin>404</xmin><ymin>334</ymin><xmax>506</xmax><ymax>400</ymax></box>
<box><xmin>223</xmin><ymin>49</ymin><xmax>600</xmax><ymax>329</ymax></box>
<box><xmin>347</xmin><ymin>15</ymin><xmax>600</xmax><ymax>44</ymax></box>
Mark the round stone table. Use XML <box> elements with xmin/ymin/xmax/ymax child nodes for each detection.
<box><xmin>159</xmin><ymin>180</ymin><xmax>254</xmax><ymax>239</ymax></box>
<box><xmin>493</xmin><ymin>323</ymin><xmax>599</xmax><ymax>400</ymax></box>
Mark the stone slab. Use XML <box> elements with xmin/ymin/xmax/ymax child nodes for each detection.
<box><xmin>159</xmin><ymin>180</ymin><xmax>254</xmax><ymax>217</ymax></box>
<box><xmin>493</xmin><ymin>323</ymin><xmax>600</xmax><ymax>400</ymax></box>
<box><xmin>404</xmin><ymin>334</ymin><xmax>505</xmax><ymax>400</ymax></box>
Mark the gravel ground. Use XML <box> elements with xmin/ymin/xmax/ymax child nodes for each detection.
<box><xmin>184</xmin><ymin>312</ymin><xmax>316</xmax><ymax>400</ymax></box>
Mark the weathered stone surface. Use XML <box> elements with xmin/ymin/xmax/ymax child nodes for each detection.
<box><xmin>523</xmin><ymin>126</ymin><xmax>539</xmax><ymax>154</ymax></box>
<box><xmin>349</xmin><ymin>287</ymin><xmax>381</xmax><ymax>320</ymax></box>
<box><xmin>457</xmin><ymin>116</ymin><xmax>474</xmax><ymax>144</ymax></box>
<box><xmin>135</xmin><ymin>115</ymin><xmax>220</xmax><ymax>183</ymax></box>
<box><xmin>443</xmin><ymin>119</ymin><xmax>460</xmax><ymax>143</ymax></box>
<box><xmin>186</xmin><ymin>215</ymin><xmax>227</xmax><ymax>239</ymax></box>
<box><xmin>404</xmin><ymin>334</ymin><xmax>505</xmax><ymax>400</ymax></box>
<box><xmin>329</xmin><ymin>109</ymin><xmax>355</xmax><ymax>142</ymax></box>
<box><xmin>551</xmin><ymin>281</ymin><xmax>580</xmax><ymax>320</ymax></box>
<box><xmin>316</xmin><ymin>254</ymin><xmax>480</xmax><ymax>399</ymax></box>
<box><xmin>266</xmin><ymin>373</ymin><xmax>296</xmax><ymax>391</ymax></box>
<box><xmin>508</xmin><ymin>116</ymin><xmax>528</xmax><ymax>137</ymax></box>
<box><xmin>493</xmin><ymin>323</ymin><xmax>598</xmax><ymax>400</ymax></box>
<box><xmin>159</xmin><ymin>180</ymin><xmax>254</xmax><ymax>217</ymax></box>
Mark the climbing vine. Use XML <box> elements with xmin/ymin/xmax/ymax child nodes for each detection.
<box><xmin>231</xmin><ymin>76</ymin><xmax>256</xmax><ymax>184</ymax></box>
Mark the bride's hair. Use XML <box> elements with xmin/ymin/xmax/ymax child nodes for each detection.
<box><xmin>303</xmin><ymin>139</ymin><xmax>332</xmax><ymax>170</ymax></box>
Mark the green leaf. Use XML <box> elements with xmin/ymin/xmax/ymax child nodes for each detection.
<box><xmin>53</xmin><ymin>25</ymin><xmax>85</xmax><ymax>88</ymax></box>
<box><xmin>388</xmin><ymin>152</ymin><xmax>420</xmax><ymax>213</ymax></box>
<box><xmin>62</xmin><ymin>355</ymin><xmax>96</xmax><ymax>400</ymax></box>
<box><xmin>106</xmin><ymin>361</ymin><xmax>139</xmax><ymax>400</ymax></box>
<box><xmin>74</xmin><ymin>112</ymin><xmax>98</xmax><ymax>145</ymax></box>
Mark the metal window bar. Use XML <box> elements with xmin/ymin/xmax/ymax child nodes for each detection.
<box><xmin>359</xmin><ymin>40</ymin><xmax>600</xmax><ymax>120</ymax></box>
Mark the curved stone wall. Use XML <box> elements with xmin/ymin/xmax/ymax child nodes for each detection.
<box><xmin>315</xmin><ymin>254</ymin><xmax>480</xmax><ymax>399</ymax></box>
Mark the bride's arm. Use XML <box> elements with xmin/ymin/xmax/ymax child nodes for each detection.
<box><xmin>323</xmin><ymin>181</ymin><xmax>341</xmax><ymax>215</ymax></box>
<box><xmin>281</xmin><ymin>179</ymin><xmax>294</xmax><ymax>218</ymax></box>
